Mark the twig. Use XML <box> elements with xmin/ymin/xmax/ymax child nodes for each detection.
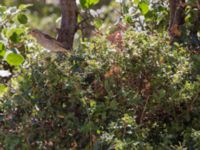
<box><xmin>139</xmin><ymin>96</ymin><xmax>150</xmax><ymax>124</ymax></box>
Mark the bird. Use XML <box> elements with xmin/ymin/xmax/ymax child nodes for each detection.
<box><xmin>29</xmin><ymin>29</ymin><xmax>69</xmax><ymax>53</ymax></box>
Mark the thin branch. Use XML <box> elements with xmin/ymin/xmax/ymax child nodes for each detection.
<box><xmin>139</xmin><ymin>96</ymin><xmax>150</xmax><ymax>124</ymax></box>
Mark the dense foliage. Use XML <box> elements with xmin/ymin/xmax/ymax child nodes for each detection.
<box><xmin>0</xmin><ymin>0</ymin><xmax>200</xmax><ymax>149</ymax></box>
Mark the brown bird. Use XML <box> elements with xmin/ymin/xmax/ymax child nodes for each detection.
<box><xmin>29</xmin><ymin>29</ymin><xmax>69</xmax><ymax>53</ymax></box>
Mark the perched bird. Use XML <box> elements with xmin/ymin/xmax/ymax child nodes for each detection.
<box><xmin>29</xmin><ymin>29</ymin><xmax>69</xmax><ymax>53</ymax></box>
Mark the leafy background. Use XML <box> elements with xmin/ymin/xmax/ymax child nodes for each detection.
<box><xmin>0</xmin><ymin>0</ymin><xmax>200</xmax><ymax>149</ymax></box>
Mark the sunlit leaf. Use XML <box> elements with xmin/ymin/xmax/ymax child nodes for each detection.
<box><xmin>5</xmin><ymin>53</ymin><xmax>24</xmax><ymax>66</ymax></box>
<box><xmin>0</xmin><ymin>84</ymin><xmax>8</xmax><ymax>97</ymax></box>
<box><xmin>0</xmin><ymin>42</ymin><xmax>6</xmax><ymax>57</ymax></box>
<box><xmin>0</xmin><ymin>70</ymin><xmax>11</xmax><ymax>77</ymax></box>
<box><xmin>19</xmin><ymin>4</ymin><xmax>33</xmax><ymax>10</ymax></box>
<box><xmin>139</xmin><ymin>2</ymin><xmax>149</xmax><ymax>15</ymax></box>
<box><xmin>133</xmin><ymin>0</ymin><xmax>140</xmax><ymax>5</ymax></box>
<box><xmin>80</xmin><ymin>0</ymin><xmax>100</xmax><ymax>9</ymax></box>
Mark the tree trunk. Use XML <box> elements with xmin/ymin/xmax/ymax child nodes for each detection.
<box><xmin>168</xmin><ymin>0</ymin><xmax>178</xmax><ymax>35</ymax></box>
<box><xmin>168</xmin><ymin>0</ymin><xmax>185</xmax><ymax>43</ymax></box>
<box><xmin>57</xmin><ymin>0</ymin><xmax>78</xmax><ymax>50</ymax></box>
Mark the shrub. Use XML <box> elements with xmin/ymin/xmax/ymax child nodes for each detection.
<box><xmin>0</xmin><ymin>24</ymin><xmax>200</xmax><ymax>149</ymax></box>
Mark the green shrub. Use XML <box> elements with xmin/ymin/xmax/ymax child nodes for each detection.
<box><xmin>1</xmin><ymin>3</ymin><xmax>200</xmax><ymax>149</ymax></box>
<box><xmin>0</xmin><ymin>24</ymin><xmax>200</xmax><ymax>149</ymax></box>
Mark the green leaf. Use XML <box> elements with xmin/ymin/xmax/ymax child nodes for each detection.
<box><xmin>19</xmin><ymin>4</ymin><xmax>33</xmax><ymax>10</ymax></box>
<box><xmin>0</xmin><ymin>6</ymin><xmax>6</xmax><ymax>13</ymax></box>
<box><xmin>0</xmin><ymin>84</ymin><xmax>8</xmax><ymax>97</ymax></box>
<box><xmin>139</xmin><ymin>2</ymin><xmax>149</xmax><ymax>15</ymax></box>
<box><xmin>94</xmin><ymin>19</ymin><xmax>103</xmax><ymax>29</ymax></box>
<box><xmin>7</xmin><ymin>28</ymin><xmax>24</xmax><ymax>37</ymax></box>
<box><xmin>7</xmin><ymin>28</ymin><xmax>24</xmax><ymax>43</ymax></box>
<box><xmin>10</xmin><ymin>32</ymin><xmax>21</xmax><ymax>43</ymax></box>
<box><xmin>0</xmin><ymin>42</ymin><xmax>6</xmax><ymax>57</ymax></box>
<box><xmin>133</xmin><ymin>0</ymin><xmax>140</xmax><ymax>5</ymax></box>
<box><xmin>125</xmin><ymin>15</ymin><xmax>133</xmax><ymax>23</ymax></box>
<box><xmin>5</xmin><ymin>53</ymin><xmax>24</xmax><ymax>66</ymax></box>
<box><xmin>80</xmin><ymin>0</ymin><xmax>100</xmax><ymax>9</ymax></box>
<box><xmin>17</xmin><ymin>14</ymin><xmax>28</xmax><ymax>24</ymax></box>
